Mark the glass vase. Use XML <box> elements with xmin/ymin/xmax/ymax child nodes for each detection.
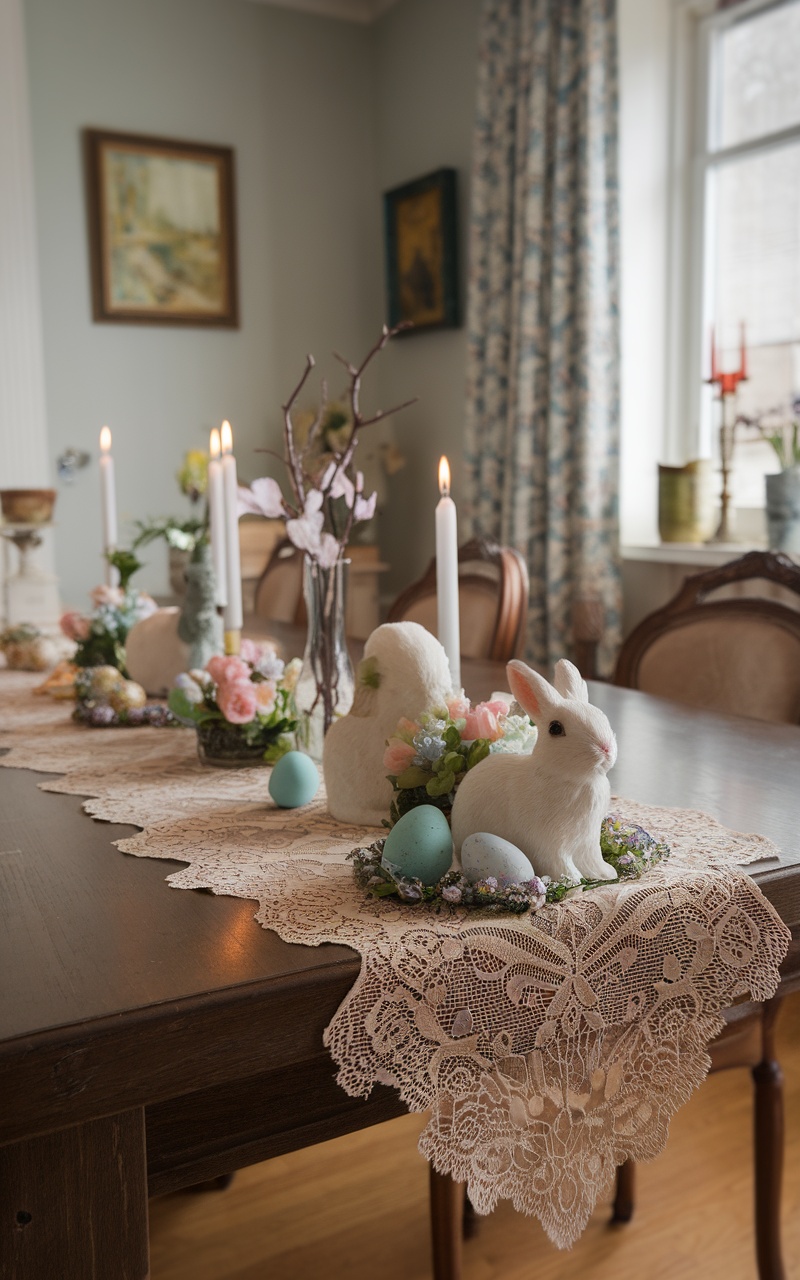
<box><xmin>293</xmin><ymin>556</ymin><xmax>354</xmax><ymax>762</ymax></box>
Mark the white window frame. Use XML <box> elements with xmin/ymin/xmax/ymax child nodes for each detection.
<box><xmin>667</xmin><ymin>0</ymin><xmax>800</xmax><ymax>473</ymax></box>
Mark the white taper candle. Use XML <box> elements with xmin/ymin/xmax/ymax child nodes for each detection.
<box><xmin>220</xmin><ymin>420</ymin><xmax>243</xmax><ymax>647</ymax></box>
<box><xmin>207</xmin><ymin>428</ymin><xmax>228</xmax><ymax>610</ymax></box>
<box><xmin>99</xmin><ymin>426</ymin><xmax>118</xmax><ymax>587</ymax></box>
<box><xmin>435</xmin><ymin>455</ymin><xmax>460</xmax><ymax>692</ymax></box>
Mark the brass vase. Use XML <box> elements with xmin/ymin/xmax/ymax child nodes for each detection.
<box><xmin>658</xmin><ymin>461</ymin><xmax>714</xmax><ymax>543</ymax></box>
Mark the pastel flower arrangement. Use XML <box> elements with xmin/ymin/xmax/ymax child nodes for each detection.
<box><xmin>349</xmin><ymin>817</ymin><xmax>670</xmax><ymax>916</ymax></box>
<box><xmin>60</xmin><ymin>581</ymin><xmax>157</xmax><ymax>676</ymax></box>
<box><xmin>168</xmin><ymin>639</ymin><xmax>302</xmax><ymax>764</ymax></box>
<box><xmin>383</xmin><ymin>694</ymin><xmax>538</xmax><ymax>826</ymax></box>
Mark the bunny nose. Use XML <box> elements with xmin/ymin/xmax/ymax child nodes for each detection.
<box><xmin>600</xmin><ymin>742</ymin><xmax>611</xmax><ymax>755</ymax></box>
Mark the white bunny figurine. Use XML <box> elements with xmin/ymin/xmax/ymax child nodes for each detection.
<box><xmin>450</xmin><ymin>658</ymin><xmax>618</xmax><ymax>883</ymax></box>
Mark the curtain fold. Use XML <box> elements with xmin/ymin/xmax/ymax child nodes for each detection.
<box><xmin>464</xmin><ymin>0</ymin><xmax>621</xmax><ymax>674</ymax></box>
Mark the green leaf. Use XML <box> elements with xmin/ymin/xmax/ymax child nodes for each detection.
<box><xmin>443</xmin><ymin>725</ymin><xmax>461</xmax><ymax>749</ymax></box>
<box><xmin>467</xmin><ymin>738</ymin><xmax>491</xmax><ymax>769</ymax></box>
<box><xmin>395</xmin><ymin>765</ymin><xmax>431</xmax><ymax>789</ymax></box>
<box><xmin>426</xmin><ymin>771</ymin><xmax>455</xmax><ymax>797</ymax></box>
<box><xmin>168</xmin><ymin>688</ymin><xmax>200</xmax><ymax>724</ymax></box>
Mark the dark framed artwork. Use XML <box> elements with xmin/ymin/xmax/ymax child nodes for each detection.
<box><xmin>84</xmin><ymin>128</ymin><xmax>239</xmax><ymax>327</ymax></box>
<box><xmin>383</xmin><ymin>168</ymin><xmax>458</xmax><ymax>334</ymax></box>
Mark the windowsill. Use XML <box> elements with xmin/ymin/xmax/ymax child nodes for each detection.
<box><xmin>621</xmin><ymin>542</ymin><xmax>767</xmax><ymax>567</ymax></box>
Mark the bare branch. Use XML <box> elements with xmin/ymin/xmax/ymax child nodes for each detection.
<box><xmin>281</xmin><ymin>354</ymin><xmax>316</xmax><ymax>508</ymax></box>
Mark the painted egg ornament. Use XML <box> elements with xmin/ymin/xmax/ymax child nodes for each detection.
<box><xmin>269</xmin><ymin>751</ymin><xmax>320</xmax><ymax>808</ymax></box>
<box><xmin>461</xmin><ymin>832</ymin><xmax>535</xmax><ymax>886</ymax></box>
<box><xmin>382</xmin><ymin>805</ymin><xmax>454</xmax><ymax>886</ymax></box>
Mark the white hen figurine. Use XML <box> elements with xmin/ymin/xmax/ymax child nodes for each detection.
<box><xmin>323</xmin><ymin>621</ymin><xmax>453</xmax><ymax>827</ymax></box>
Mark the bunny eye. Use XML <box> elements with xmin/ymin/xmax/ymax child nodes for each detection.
<box><xmin>548</xmin><ymin>720</ymin><xmax>565</xmax><ymax>736</ymax></box>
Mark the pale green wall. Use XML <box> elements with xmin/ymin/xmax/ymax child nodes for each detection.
<box><xmin>372</xmin><ymin>0</ymin><xmax>482</xmax><ymax>595</ymax></box>
<box><xmin>24</xmin><ymin>0</ymin><xmax>382</xmax><ymax>604</ymax></box>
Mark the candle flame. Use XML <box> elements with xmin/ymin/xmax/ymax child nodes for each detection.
<box><xmin>220</xmin><ymin>420</ymin><xmax>233</xmax><ymax>454</ymax></box>
<box><xmin>438</xmin><ymin>455</ymin><xmax>450</xmax><ymax>497</ymax></box>
<box><xmin>209</xmin><ymin>427</ymin><xmax>221</xmax><ymax>459</ymax></box>
<box><xmin>99</xmin><ymin>426</ymin><xmax>112</xmax><ymax>454</ymax></box>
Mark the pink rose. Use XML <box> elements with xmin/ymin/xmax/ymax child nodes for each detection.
<box><xmin>253</xmin><ymin>680</ymin><xmax>277</xmax><ymax>714</ymax></box>
<box><xmin>60</xmin><ymin>610</ymin><xmax>90</xmax><ymax>642</ymax></box>
<box><xmin>217</xmin><ymin>678</ymin><xmax>257</xmax><ymax>724</ymax></box>
<box><xmin>395</xmin><ymin>717</ymin><xmax>420</xmax><ymax>742</ymax></box>
<box><xmin>206</xmin><ymin>654</ymin><xmax>249</xmax><ymax>684</ymax></box>
<box><xmin>463</xmin><ymin>703</ymin><xmax>501</xmax><ymax>742</ymax></box>
<box><xmin>383</xmin><ymin>738</ymin><xmax>417</xmax><ymax>774</ymax></box>
<box><xmin>446</xmin><ymin>695</ymin><xmax>471</xmax><ymax>721</ymax></box>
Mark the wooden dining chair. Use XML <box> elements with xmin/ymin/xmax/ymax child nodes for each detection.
<box><xmin>251</xmin><ymin>538</ymin><xmax>307</xmax><ymax>627</ymax></box>
<box><xmin>613</xmin><ymin>549</ymin><xmax>800</xmax><ymax>723</ymax></box>
<box><xmin>387</xmin><ymin>535</ymin><xmax>530</xmax><ymax>663</ymax></box>
<box><xmin>606</xmin><ymin>549</ymin><xmax>800</xmax><ymax>1280</ymax></box>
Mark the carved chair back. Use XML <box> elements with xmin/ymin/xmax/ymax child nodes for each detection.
<box><xmin>614</xmin><ymin>550</ymin><xmax>800</xmax><ymax>723</ymax></box>
<box><xmin>387</xmin><ymin>536</ymin><xmax>530</xmax><ymax>663</ymax></box>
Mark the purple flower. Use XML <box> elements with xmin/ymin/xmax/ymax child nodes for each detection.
<box><xmin>89</xmin><ymin>704</ymin><xmax>116</xmax><ymax>726</ymax></box>
<box><xmin>442</xmin><ymin>885</ymin><xmax>462</xmax><ymax>903</ymax></box>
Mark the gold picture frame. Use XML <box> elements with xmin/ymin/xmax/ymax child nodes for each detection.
<box><xmin>84</xmin><ymin>128</ymin><xmax>239</xmax><ymax>327</ymax></box>
<box><xmin>383</xmin><ymin>168</ymin><xmax>458</xmax><ymax>334</ymax></box>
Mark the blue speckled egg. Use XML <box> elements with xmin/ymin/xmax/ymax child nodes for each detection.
<box><xmin>382</xmin><ymin>805</ymin><xmax>454</xmax><ymax>886</ymax></box>
<box><xmin>269</xmin><ymin>751</ymin><xmax>320</xmax><ymax>808</ymax></box>
<box><xmin>461</xmin><ymin>832</ymin><xmax>535</xmax><ymax>885</ymax></box>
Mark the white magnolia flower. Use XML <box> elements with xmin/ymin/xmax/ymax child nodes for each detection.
<box><xmin>237</xmin><ymin>476</ymin><xmax>284</xmax><ymax>519</ymax></box>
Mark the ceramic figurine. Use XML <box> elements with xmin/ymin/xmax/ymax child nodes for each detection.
<box><xmin>177</xmin><ymin>542</ymin><xmax>219</xmax><ymax>672</ymax></box>
<box><xmin>451</xmin><ymin>658</ymin><xmax>618</xmax><ymax>883</ymax></box>
<box><xmin>323</xmin><ymin>621</ymin><xmax>454</xmax><ymax>827</ymax></box>
<box><xmin>126</xmin><ymin>543</ymin><xmax>220</xmax><ymax>697</ymax></box>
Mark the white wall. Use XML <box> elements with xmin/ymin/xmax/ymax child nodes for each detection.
<box><xmin>617</xmin><ymin>0</ymin><xmax>672</xmax><ymax>549</ymax></box>
<box><xmin>24</xmin><ymin>0</ymin><xmax>382</xmax><ymax>605</ymax></box>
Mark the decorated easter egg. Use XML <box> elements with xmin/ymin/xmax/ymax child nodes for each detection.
<box><xmin>269</xmin><ymin>751</ymin><xmax>320</xmax><ymax>808</ymax></box>
<box><xmin>88</xmin><ymin>665</ymin><xmax>126</xmax><ymax>698</ymax></box>
<box><xmin>109</xmin><ymin>679</ymin><xmax>147</xmax><ymax>714</ymax></box>
<box><xmin>382</xmin><ymin>805</ymin><xmax>453</xmax><ymax>886</ymax></box>
<box><xmin>461</xmin><ymin>832</ymin><xmax>535</xmax><ymax>886</ymax></box>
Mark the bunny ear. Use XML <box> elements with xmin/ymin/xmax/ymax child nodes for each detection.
<box><xmin>553</xmin><ymin>659</ymin><xmax>589</xmax><ymax>704</ymax></box>
<box><xmin>506</xmin><ymin>660</ymin><xmax>559</xmax><ymax>719</ymax></box>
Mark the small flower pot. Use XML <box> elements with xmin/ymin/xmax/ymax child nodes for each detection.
<box><xmin>196</xmin><ymin>721</ymin><xmax>270</xmax><ymax>767</ymax></box>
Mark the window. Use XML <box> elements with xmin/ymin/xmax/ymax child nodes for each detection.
<box><xmin>682</xmin><ymin>0</ymin><xmax>800</xmax><ymax>506</ymax></box>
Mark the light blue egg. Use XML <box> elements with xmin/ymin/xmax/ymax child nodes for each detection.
<box><xmin>461</xmin><ymin>832</ymin><xmax>534</xmax><ymax>886</ymax></box>
<box><xmin>269</xmin><ymin>751</ymin><xmax>320</xmax><ymax>808</ymax></box>
<box><xmin>382</xmin><ymin>805</ymin><xmax>454</xmax><ymax>886</ymax></box>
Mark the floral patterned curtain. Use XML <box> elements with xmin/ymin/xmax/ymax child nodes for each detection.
<box><xmin>464</xmin><ymin>0</ymin><xmax>621</xmax><ymax>675</ymax></box>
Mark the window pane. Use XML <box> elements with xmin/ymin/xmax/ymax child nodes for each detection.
<box><xmin>712</xmin><ymin>141</ymin><xmax>800</xmax><ymax>350</ymax></box>
<box><xmin>706</xmin><ymin>141</ymin><xmax>800</xmax><ymax>506</ymax></box>
<box><xmin>718</xmin><ymin>1</ymin><xmax>800</xmax><ymax>149</ymax></box>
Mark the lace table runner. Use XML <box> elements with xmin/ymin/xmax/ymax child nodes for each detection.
<box><xmin>0</xmin><ymin>673</ymin><xmax>791</xmax><ymax>1248</ymax></box>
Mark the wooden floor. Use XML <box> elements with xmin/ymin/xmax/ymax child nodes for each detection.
<box><xmin>149</xmin><ymin>991</ymin><xmax>800</xmax><ymax>1280</ymax></box>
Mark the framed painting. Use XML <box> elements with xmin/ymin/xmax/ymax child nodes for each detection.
<box><xmin>84</xmin><ymin>128</ymin><xmax>239</xmax><ymax>327</ymax></box>
<box><xmin>383</xmin><ymin>168</ymin><xmax>458</xmax><ymax>334</ymax></box>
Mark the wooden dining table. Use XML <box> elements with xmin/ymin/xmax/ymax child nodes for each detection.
<box><xmin>1</xmin><ymin>662</ymin><xmax>800</xmax><ymax>1280</ymax></box>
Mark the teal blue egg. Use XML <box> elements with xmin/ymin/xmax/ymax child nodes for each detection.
<box><xmin>382</xmin><ymin>805</ymin><xmax>454</xmax><ymax>886</ymax></box>
<box><xmin>269</xmin><ymin>751</ymin><xmax>320</xmax><ymax>808</ymax></box>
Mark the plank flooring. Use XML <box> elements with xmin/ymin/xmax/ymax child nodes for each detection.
<box><xmin>149</xmin><ymin>991</ymin><xmax>800</xmax><ymax>1280</ymax></box>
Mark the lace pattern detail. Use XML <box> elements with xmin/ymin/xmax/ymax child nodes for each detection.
<box><xmin>0</xmin><ymin>674</ymin><xmax>790</xmax><ymax>1247</ymax></box>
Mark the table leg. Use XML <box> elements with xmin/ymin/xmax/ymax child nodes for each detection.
<box><xmin>0</xmin><ymin>1108</ymin><xmax>149</xmax><ymax>1280</ymax></box>
<box><xmin>429</xmin><ymin>1166</ymin><xmax>464</xmax><ymax>1280</ymax></box>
